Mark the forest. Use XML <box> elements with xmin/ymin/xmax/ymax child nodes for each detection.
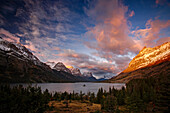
<box><xmin>0</xmin><ymin>73</ymin><xmax>169</xmax><ymax>113</ymax></box>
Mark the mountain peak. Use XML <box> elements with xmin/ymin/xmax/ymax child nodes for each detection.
<box><xmin>123</xmin><ymin>42</ymin><xmax>170</xmax><ymax>73</ymax></box>
<box><xmin>71</xmin><ymin>68</ymin><xmax>82</xmax><ymax>76</ymax></box>
<box><xmin>56</xmin><ymin>62</ymin><xmax>65</xmax><ymax>66</ymax></box>
<box><xmin>83</xmin><ymin>72</ymin><xmax>93</xmax><ymax>77</ymax></box>
<box><xmin>46</xmin><ymin>61</ymin><xmax>56</xmax><ymax>68</ymax></box>
<box><xmin>53</xmin><ymin>62</ymin><xmax>71</xmax><ymax>73</ymax></box>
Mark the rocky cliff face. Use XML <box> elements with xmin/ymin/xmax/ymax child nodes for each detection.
<box><xmin>123</xmin><ymin>42</ymin><xmax>170</xmax><ymax>73</ymax></box>
<box><xmin>108</xmin><ymin>42</ymin><xmax>170</xmax><ymax>83</ymax></box>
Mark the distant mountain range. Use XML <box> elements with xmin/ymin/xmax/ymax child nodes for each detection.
<box><xmin>46</xmin><ymin>61</ymin><xmax>97</xmax><ymax>81</ymax></box>
<box><xmin>0</xmin><ymin>37</ymin><xmax>96</xmax><ymax>83</ymax></box>
<box><xmin>107</xmin><ymin>42</ymin><xmax>170</xmax><ymax>83</ymax></box>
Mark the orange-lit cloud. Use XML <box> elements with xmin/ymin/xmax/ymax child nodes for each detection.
<box><xmin>85</xmin><ymin>0</ymin><xmax>142</xmax><ymax>56</ymax></box>
<box><xmin>24</xmin><ymin>40</ymin><xmax>37</xmax><ymax>51</ymax></box>
<box><xmin>0</xmin><ymin>28</ymin><xmax>20</xmax><ymax>43</ymax></box>
<box><xmin>132</xmin><ymin>19</ymin><xmax>170</xmax><ymax>47</ymax></box>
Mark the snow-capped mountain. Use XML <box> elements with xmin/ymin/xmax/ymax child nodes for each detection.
<box><xmin>71</xmin><ymin>68</ymin><xmax>82</xmax><ymax>76</ymax></box>
<box><xmin>0</xmin><ymin>37</ymin><xmax>60</xmax><ymax>82</ymax></box>
<box><xmin>108</xmin><ymin>42</ymin><xmax>170</xmax><ymax>83</ymax></box>
<box><xmin>53</xmin><ymin>62</ymin><xmax>72</xmax><ymax>73</ymax></box>
<box><xmin>123</xmin><ymin>42</ymin><xmax>170</xmax><ymax>73</ymax></box>
<box><xmin>83</xmin><ymin>72</ymin><xmax>93</xmax><ymax>77</ymax></box>
<box><xmin>97</xmin><ymin>75</ymin><xmax>109</xmax><ymax>81</ymax></box>
<box><xmin>83</xmin><ymin>72</ymin><xmax>97</xmax><ymax>81</ymax></box>
<box><xmin>46</xmin><ymin>61</ymin><xmax>97</xmax><ymax>81</ymax></box>
<box><xmin>0</xmin><ymin>37</ymin><xmax>43</xmax><ymax>66</ymax></box>
<box><xmin>46</xmin><ymin>61</ymin><xmax>56</xmax><ymax>68</ymax></box>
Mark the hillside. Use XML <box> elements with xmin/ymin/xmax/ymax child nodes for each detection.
<box><xmin>107</xmin><ymin>42</ymin><xmax>170</xmax><ymax>83</ymax></box>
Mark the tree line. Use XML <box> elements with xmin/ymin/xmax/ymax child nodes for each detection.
<box><xmin>0</xmin><ymin>73</ymin><xmax>169</xmax><ymax>113</ymax></box>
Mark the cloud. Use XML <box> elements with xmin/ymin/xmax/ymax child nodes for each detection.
<box><xmin>129</xmin><ymin>10</ymin><xmax>135</xmax><ymax>17</ymax></box>
<box><xmin>23</xmin><ymin>37</ymin><xmax>61</xmax><ymax>62</ymax></box>
<box><xmin>0</xmin><ymin>0</ymin><xmax>169</xmax><ymax>78</ymax></box>
<box><xmin>156</xmin><ymin>37</ymin><xmax>170</xmax><ymax>45</ymax></box>
<box><xmin>9</xmin><ymin>0</ymin><xmax>83</xmax><ymax>62</ymax></box>
<box><xmin>0</xmin><ymin>14</ymin><xmax>5</xmax><ymax>25</ymax></box>
<box><xmin>84</xmin><ymin>0</ymin><xmax>170</xmax><ymax>75</ymax></box>
<box><xmin>24</xmin><ymin>40</ymin><xmax>37</xmax><ymax>51</ymax></box>
<box><xmin>132</xmin><ymin>19</ymin><xmax>170</xmax><ymax>47</ymax></box>
<box><xmin>83</xmin><ymin>0</ymin><xmax>143</xmax><ymax>73</ymax></box>
<box><xmin>16</xmin><ymin>0</ymin><xmax>80</xmax><ymax>40</ymax></box>
<box><xmin>48</xmin><ymin>49</ymin><xmax>118</xmax><ymax>77</ymax></box>
<box><xmin>0</xmin><ymin>28</ymin><xmax>20</xmax><ymax>43</ymax></box>
<box><xmin>85</xmin><ymin>0</ymin><xmax>141</xmax><ymax>55</ymax></box>
<box><xmin>155</xmin><ymin>0</ymin><xmax>170</xmax><ymax>6</ymax></box>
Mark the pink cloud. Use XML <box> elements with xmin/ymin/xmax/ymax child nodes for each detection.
<box><xmin>155</xmin><ymin>0</ymin><xmax>170</xmax><ymax>6</ymax></box>
<box><xmin>0</xmin><ymin>28</ymin><xmax>20</xmax><ymax>43</ymax></box>
<box><xmin>129</xmin><ymin>10</ymin><xmax>135</xmax><ymax>17</ymax></box>
<box><xmin>24</xmin><ymin>40</ymin><xmax>37</xmax><ymax>51</ymax></box>
<box><xmin>85</xmin><ymin>0</ymin><xmax>142</xmax><ymax>56</ymax></box>
<box><xmin>132</xmin><ymin>19</ymin><xmax>170</xmax><ymax>47</ymax></box>
<box><xmin>156</xmin><ymin>37</ymin><xmax>170</xmax><ymax>46</ymax></box>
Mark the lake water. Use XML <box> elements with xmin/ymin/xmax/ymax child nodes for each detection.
<box><xmin>11</xmin><ymin>82</ymin><xmax>125</xmax><ymax>94</ymax></box>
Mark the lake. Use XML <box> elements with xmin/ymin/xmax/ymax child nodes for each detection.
<box><xmin>11</xmin><ymin>82</ymin><xmax>125</xmax><ymax>94</ymax></box>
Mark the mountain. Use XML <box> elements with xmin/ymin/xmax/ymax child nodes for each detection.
<box><xmin>83</xmin><ymin>72</ymin><xmax>97</xmax><ymax>81</ymax></box>
<box><xmin>107</xmin><ymin>42</ymin><xmax>170</xmax><ymax>83</ymax></box>
<box><xmin>71</xmin><ymin>68</ymin><xmax>82</xmax><ymax>76</ymax></box>
<box><xmin>123</xmin><ymin>42</ymin><xmax>170</xmax><ymax>73</ymax></box>
<box><xmin>46</xmin><ymin>61</ymin><xmax>97</xmax><ymax>81</ymax></box>
<box><xmin>46</xmin><ymin>61</ymin><xmax>56</xmax><ymax>68</ymax></box>
<box><xmin>53</xmin><ymin>62</ymin><xmax>72</xmax><ymax>74</ymax></box>
<box><xmin>70</xmin><ymin>69</ymin><xmax>97</xmax><ymax>81</ymax></box>
<box><xmin>0</xmin><ymin>37</ymin><xmax>57</xmax><ymax>82</ymax></box>
<box><xmin>0</xmin><ymin>38</ymin><xmax>94</xmax><ymax>83</ymax></box>
<box><xmin>97</xmin><ymin>76</ymin><xmax>108</xmax><ymax>81</ymax></box>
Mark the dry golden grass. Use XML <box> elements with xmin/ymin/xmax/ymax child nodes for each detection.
<box><xmin>45</xmin><ymin>100</ymin><xmax>101</xmax><ymax>113</ymax></box>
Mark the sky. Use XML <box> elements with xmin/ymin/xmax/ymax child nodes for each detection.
<box><xmin>0</xmin><ymin>0</ymin><xmax>170</xmax><ymax>79</ymax></box>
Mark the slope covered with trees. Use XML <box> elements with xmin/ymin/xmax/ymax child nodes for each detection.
<box><xmin>1</xmin><ymin>71</ymin><xmax>169</xmax><ymax>113</ymax></box>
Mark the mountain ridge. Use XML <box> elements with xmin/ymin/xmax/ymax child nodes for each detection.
<box><xmin>123</xmin><ymin>42</ymin><xmax>170</xmax><ymax>73</ymax></box>
<box><xmin>107</xmin><ymin>42</ymin><xmax>170</xmax><ymax>83</ymax></box>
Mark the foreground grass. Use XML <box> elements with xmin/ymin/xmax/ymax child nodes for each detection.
<box><xmin>45</xmin><ymin>100</ymin><xmax>101</xmax><ymax>113</ymax></box>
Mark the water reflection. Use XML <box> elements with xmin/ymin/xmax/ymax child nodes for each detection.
<box><xmin>11</xmin><ymin>82</ymin><xmax>125</xmax><ymax>94</ymax></box>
